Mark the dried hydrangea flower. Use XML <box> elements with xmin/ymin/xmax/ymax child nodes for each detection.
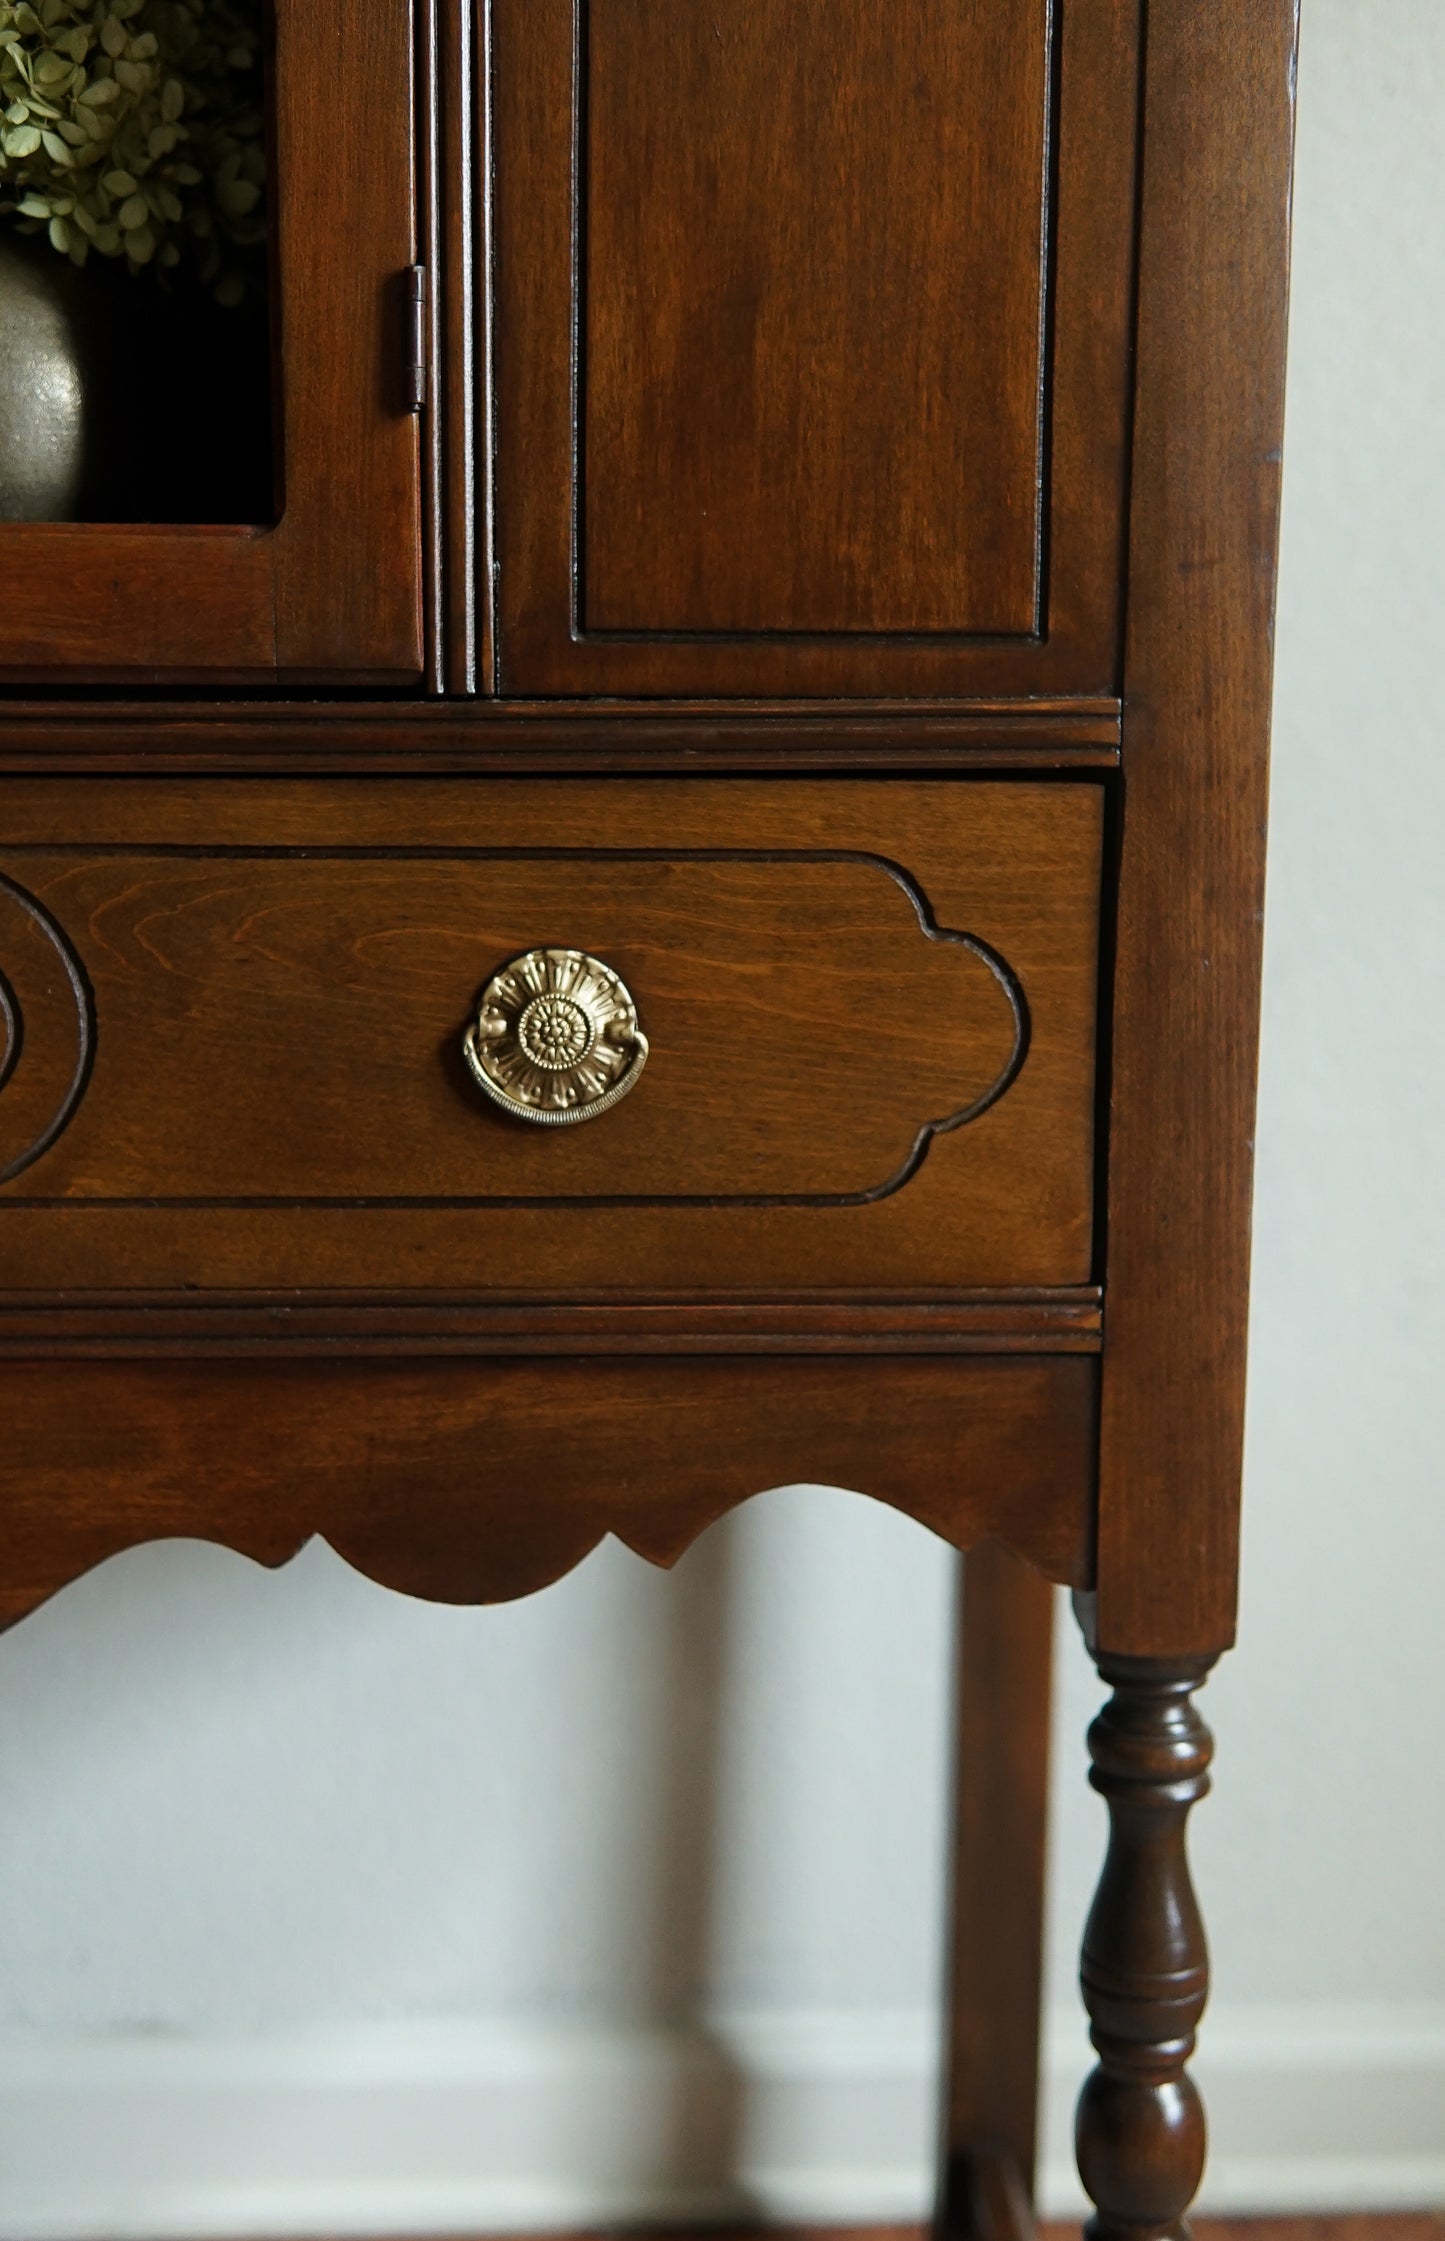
<box><xmin>0</xmin><ymin>0</ymin><xmax>265</xmax><ymax>301</ymax></box>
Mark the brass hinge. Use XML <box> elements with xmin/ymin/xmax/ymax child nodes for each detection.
<box><xmin>403</xmin><ymin>264</ymin><xmax>429</xmax><ymax>413</ymax></box>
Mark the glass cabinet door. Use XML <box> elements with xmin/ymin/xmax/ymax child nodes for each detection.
<box><xmin>0</xmin><ymin>0</ymin><xmax>422</xmax><ymax>681</ymax></box>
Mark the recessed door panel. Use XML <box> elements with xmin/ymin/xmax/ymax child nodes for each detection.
<box><xmin>584</xmin><ymin>1</ymin><xmax>1048</xmax><ymax>638</ymax></box>
<box><xmin>494</xmin><ymin>0</ymin><xmax>1140</xmax><ymax>696</ymax></box>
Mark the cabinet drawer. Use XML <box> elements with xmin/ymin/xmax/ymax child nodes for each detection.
<box><xmin>0</xmin><ymin>780</ymin><xmax>1103</xmax><ymax>1294</ymax></box>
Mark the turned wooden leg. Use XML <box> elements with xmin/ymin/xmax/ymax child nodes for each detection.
<box><xmin>1075</xmin><ymin>1652</ymin><xmax>1217</xmax><ymax>2241</ymax></box>
<box><xmin>936</xmin><ymin>1542</ymin><xmax>1055</xmax><ymax>2241</ymax></box>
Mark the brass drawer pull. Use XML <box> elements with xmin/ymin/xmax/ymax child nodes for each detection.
<box><xmin>462</xmin><ymin>947</ymin><xmax>649</xmax><ymax>1126</ymax></box>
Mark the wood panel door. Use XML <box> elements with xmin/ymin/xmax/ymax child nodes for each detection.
<box><xmin>493</xmin><ymin>0</ymin><xmax>1140</xmax><ymax>697</ymax></box>
<box><xmin>0</xmin><ymin>0</ymin><xmax>424</xmax><ymax>683</ymax></box>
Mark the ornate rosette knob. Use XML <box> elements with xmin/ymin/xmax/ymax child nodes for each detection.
<box><xmin>462</xmin><ymin>947</ymin><xmax>649</xmax><ymax>1126</ymax></box>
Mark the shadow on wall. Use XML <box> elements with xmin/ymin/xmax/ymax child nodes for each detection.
<box><xmin>0</xmin><ymin>1484</ymin><xmax>958</xmax><ymax>2223</ymax></box>
<box><xmin>613</xmin><ymin>1515</ymin><xmax>759</xmax><ymax>2209</ymax></box>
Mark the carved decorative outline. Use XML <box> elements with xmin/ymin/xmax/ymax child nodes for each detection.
<box><xmin>0</xmin><ymin>845</ymin><xmax>1029</xmax><ymax>1210</ymax></box>
<box><xmin>0</xmin><ymin>872</ymin><xmax>95</xmax><ymax>1186</ymax></box>
<box><xmin>0</xmin><ymin>967</ymin><xmax>18</xmax><ymax>1099</ymax></box>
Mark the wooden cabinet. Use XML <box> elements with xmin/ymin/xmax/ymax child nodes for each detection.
<box><xmin>0</xmin><ymin>6</ymin><xmax>1299</xmax><ymax>2238</ymax></box>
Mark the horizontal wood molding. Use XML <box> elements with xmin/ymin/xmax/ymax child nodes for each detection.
<box><xmin>0</xmin><ymin>701</ymin><xmax>1122</xmax><ymax>775</ymax></box>
<box><xmin>0</xmin><ymin>1288</ymin><xmax>1103</xmax><ymax>1359</ymax></box>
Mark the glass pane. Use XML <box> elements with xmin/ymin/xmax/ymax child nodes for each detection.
<box><xmin>0</xmin><ymin>0</ymin><xmax>273</xmax><ymax>525</ymax></box>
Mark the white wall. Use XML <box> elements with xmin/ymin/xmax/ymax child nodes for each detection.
<box><xmin>2</xmin><ymin>2</ymin><xmax>1444</xmax><ymax>2230</ymax></box>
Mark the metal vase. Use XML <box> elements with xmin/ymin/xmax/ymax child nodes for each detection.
<box><xmin>0</xmin><ymin>235</ymin><xmax>87</xmax><ymax>523</ymax></box>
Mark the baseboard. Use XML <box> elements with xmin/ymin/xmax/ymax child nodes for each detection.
<box><xmin>0</xmin><ymin>2003</ymin><xmax>1440</xmax><ymax>2238</ymax></box>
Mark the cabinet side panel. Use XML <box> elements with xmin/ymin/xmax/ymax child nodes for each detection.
<box><xmin>1096</xmin><ymin>0</ymin><xmax>1298</xmax><ymax>1658</ymax></box>
<box><xmin>582</xmin><ymin>0</ymin><xmax>1049</xmax><ymax>637</ymax></box>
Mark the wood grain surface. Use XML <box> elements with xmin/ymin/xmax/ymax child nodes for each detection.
<box><xmin>0</xmin><ymin>856</ymin><xmax>1022</xmax><ymax>1200</ymax></box>
<box><xmin>0</xmin><ymin>779</ymin><xmax>1104</xmax><ymax>1294</ymax></box>
<box><xmin>0</xmin><ymin>1353</ymin><xmax>1097</xmax><ymax>1625</ymax></box>
<box><xmin>493</xmin><ymin>0</ymin><xmax>1138</xmax><ymax>695</ymax></box>
<box><xmin>939</xmin><ymin>1546</ymin><xmax>1055</xmax><ymax>2225</ymax></box>
<box><xmin>1093</xmin><ymin>0</ymin><xmax>1299</xmax><ymax>1659</ymax></box>
<box><xmin>582</xmin><ymin>0</ymin><xmax>1050</xmax><ymax>636</ymax></box>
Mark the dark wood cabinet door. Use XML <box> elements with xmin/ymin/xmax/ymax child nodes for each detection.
<box><xmin>0</xmin><ymin>0</ymin><xmax>423</xmax><ymax>684</ymax></box>
<box><xmin>494</xmin><ymin>0</ymin><xmax>1139</xmax><ymax>696</ymax></box>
